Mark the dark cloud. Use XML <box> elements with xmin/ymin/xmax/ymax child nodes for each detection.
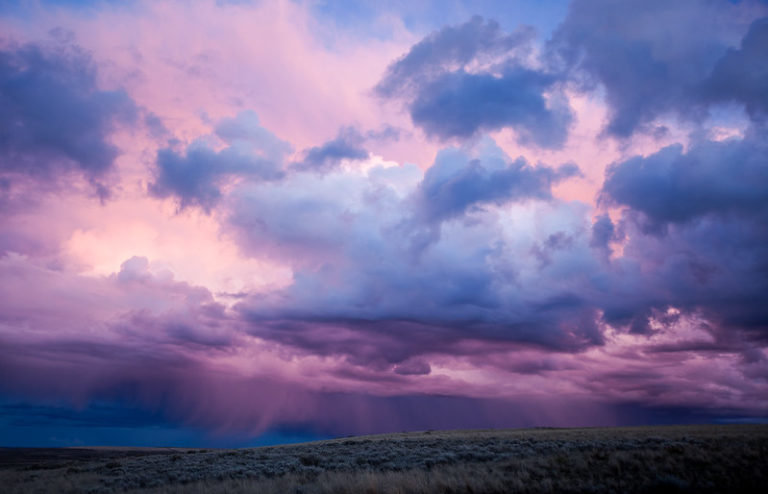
<box><xmin>294</xmin><ymin>127</ymin><xmax>369</xmax><ymax>172</ymax></box>
<box><xmin>548</xmin><ymin>0</ymin><xmax>761</xmax><ymax>136</ymax></box>
<box><xmin>607</xmin><ymin>208</ymin><xmax>768</xmax><ymax>340</ymax></box>
<box><xmin>589</xmin><ymin>213</ymin><xmax>618</xmax><ymax>254</ymax></box>
<box><xmin>1</xmin><ymin>248</ymin><xmax>763</xmax><ymax>446</ymax></box>
<box><xmin>376</xmin><ymin>17</ymin><xmax>572</xmax><ymax>148</ymax></box>
<box><xmin>3</xmin><ymin>3</ymin><xmax>768</xmax><ymax>448</ymax></box>
<box><xmin>601</xmin><ymin>137</ymin><xmax>768</xmax><ymax>227</ymax></box>
<box><xmin>378</xmin><ymin>2</ymin><xmax>767</xmax><ymax>142</ymax></box>
<box><xmin>409</xmin><ymin>68</ymin><xmax>572</xmax><ymax>147</ymax></box>
<box><xmin>150</xmin><ymin>111</ymin><xmax>289</xmax><ymax>210</ymax></box>
<box><xmin>594</xmin><ymin>124</ymin><xmax>768</xmax><ymax>340</ymax></box>
<box><xmin>564</xmin><ymin>0</ymin><xmax>768</xmax><ymax>342</ymax></box>
<box><xmin>416</xmin><ymin>145</ymin><xmax>580</xmax><ymax>223</ymax></box>
<box><xmin>151</xmin><ymin>146</ymin><xmax>279</xmax><ymax>210</ymax></box>
<box><xmin>0</xmin><ymin>40</ymin><xmax>136</xmax><ymax>186</ymax></box>
<box><xmin>0</xmin><ymin>353</ymin><xmax>664</xmax><ymax>447</ymax></box>
<box><xmin>700</xmin><ymin>17</ymin><xmax>768</xmax><ymax>121</ymax></box>
<box><xmin>0</xmin><ymin>255</ymin><xmax>239</xmax><ymax>417</ymax></box>
<box><xmin>0</xmin><ymin>250</ymin><xmax>649</xmax><ymax>446</ymax></box>
<box><xmin>393</xmin><ymin>358</ymin><xmax>431</xmax><ymax>376</ymax></box>
<box><xmin>228</xmin><ymin>140</ymin><xmax>600</xmax><ymax>365</ymax></box>
<box><xmin>376</xmin><ymin>16</ymin><xmax>533</xmax><ymax>98</ymax></box>
<box><xmin>229</xmin><ymin>120</ymin><xmax>768</xmax><ymax>366</ymax></box>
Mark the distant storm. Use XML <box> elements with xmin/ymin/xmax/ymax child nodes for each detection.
<box><xmin>0</xmin><ymin>0</ymin><xmax>766</xmax><ymax>447</ymax></box>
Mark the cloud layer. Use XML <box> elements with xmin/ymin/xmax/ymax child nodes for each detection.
<box><xmin>0</xmin><ymin>0</ymin><xmax>767</xmax><ymax>446</ymax></box>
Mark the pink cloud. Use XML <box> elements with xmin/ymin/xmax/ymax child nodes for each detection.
<box><xmin>1</xmin><ymin>0</ymin><xmax>767</xmax><ymax>444</ymax></box>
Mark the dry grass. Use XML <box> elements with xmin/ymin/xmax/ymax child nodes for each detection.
<box><xmin>2</xmin><ymin>424</ymin><xmax>766</xmax><ymax>493</ymax></box>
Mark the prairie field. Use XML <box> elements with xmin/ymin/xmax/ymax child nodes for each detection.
<box><xmin>1</xmin><ymin>424</ymin><xmax>766</xmax><ymax>493</ymax></box>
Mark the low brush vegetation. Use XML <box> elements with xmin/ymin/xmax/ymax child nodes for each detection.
<box><xmin>1</xmin><ymin>424</ymin><xmax>766</xmax><ymax>493</ymax></box>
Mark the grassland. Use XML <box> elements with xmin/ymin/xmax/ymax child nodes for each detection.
<box><xmin>1</xmin><ymin>424</ymin><xmax>766</xmax><ymax>493</ymax></box>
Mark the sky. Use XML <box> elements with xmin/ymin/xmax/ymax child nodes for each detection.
<box><xmin>0</xmin><ymin>0</ymin><xmax>767</xmax><ymax>447</ymax></box>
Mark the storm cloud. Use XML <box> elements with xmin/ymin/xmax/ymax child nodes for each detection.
<box><xmin>700</xmin><ymin>17</ymin><xmax>768</xmax><ymax>121</ymax></box>
<box><xmin>377</xmin><ymin>16</ymin><xmax>572</xmax><ymax>148</ymax></box>
<box><xmin>549</xmin><ymin>0</ymin><xmax>766</xmax><ymax>136</ymax></box>
<box><xmin>0</xmin><ymin>39</ymin><xmax>136</xmax><ymax>188</ymax></box>
<box><xmin>602</xmin><ymin>135</ymin><xmax>768</xmax><ymax>227</ymax></box>
<box><xmin>0</xmin><ymin>0</ymin><xmax>766</xmax><ymax>447</ymax></box>
<box><xmin>599</xmin><ymin>129</ymin><xmax>768</xmax><ymax>338</ymax></box>
<box><xmin>150</xmin><ymin>111</ymin><xmax>289</xmax><ymax>210</ymax></box>
<box><xmin>227</xmin><ymin>139</ymin><xmax>601</xmax><ymax>364</ymax></box>
<box><xmin>416</xmin><ymin>144</ymin><xmax>580</xmax><ymax>223</ymax></box>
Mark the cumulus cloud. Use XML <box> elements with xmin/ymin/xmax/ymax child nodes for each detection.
<box><xmin>227</xmin><ymin>138</ymin><xmax>601</xmax><ymax>367</ymax></box>
<box><xmin>605</xmin><ymin>207</ymin><xmax>768</xmax><ymax>340</ymax></box>
<box><xmin>589</xmin><ymin>213</ymin><xmax>620</xmax><ymax>255</ymax></box>
<box><xmin>379</xmin><ymin>2</ymin><xmax>766</xmax><ymax>143</ymax></box>
<box><xmin>376</xmin><ymin>16</ymin><xmax>534</xmax><ymax>98</ymax></box>
<box><xmin>415</xmin><ymin>142</ymin><xmax>580</xmax><ymax>223</ymax></box>
<box><xmin>0</xmin><ymin>39</ymin><xmax>136</xmax><ymax>191</ymax></box>
<box><xmin>598</xmin><ymin>129</ymin><xmax>768</xmax><ymax>339</ymax></box>
<box><xmin>700</xmin><ymin>17</ymin><xmax>768</xmax><ymax>121</ymax></box>
<box><xmin>2</xmin><ymin>0</ymin><xmax>768</xmax><ymax>445</ymax></box>
<box><xmin>2</xmin><ymin>125</ymin><xmax>767</xmax><ymax>439</ymax></box>
<box><xmin>409</xmin><ymin>68</ymin><xmax>572</xmax><ymax>147</ymax></box>
<box><xmin>150</xmin><ymin>111</ymin><xmax>289</xmax><ymax>210</ymax></box>
<box><xmin>293</xmin><ymin>127</ymin><xmax>369</xmax><ymax>172</ymax></box>
<box><xmin>376</xmin><ymin>16</ymin><xmax>572</xmax><ymax>148</ymax></box>
<box><xmin>601</xmin><ymin>135</ymin><xmax>768</xmax><ymax>227</ymax></box>
<box><xmin>224</xmin><ymin>120</ymin><xmax>768</xmax><ymax>371</ymax></box>
<box><xmin>549</xmin><ymin>0</ymin><xmax>766</xmax><ymax>136</ymax></box>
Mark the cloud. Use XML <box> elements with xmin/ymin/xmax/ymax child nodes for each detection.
<box><xmin>589</xmin><ymin>213</ymin><xmax>619</xmax><ymax>254</ymax></box>
<box><xmin>0</xmin><ymin>252</ymin><xmax>655</xmax><ymax>443</ymax></box>
<box><xmin>415</xmin><ymin>140</ymin><xmax>580</xmax><ymax>223</ymax></box>
<box><xmin>700</xmin><ymin>17</ymin><xmax>768</xmax><ymax>121</ymax></box>
<box><xmin>1</xmin><ymin>0</ymin><xmax>767</xmax><ymax>446</ymax></box>
<box><xmin>601</xmin><ymin>135</ymin><xmax>768</xmax><ymax>227</ymax></box>
<box><xmin>0</xmin><ymin>39</ymin><xmax>136</xmax><ymax>190</ymax></box>
<box><xmin>226</xmin><ymin>124</ymin><xmax>768</xmax><ymax>369</ymax></box>
<box><xmin>409</xmin><ymin>68</ymin><xmax>572</xmax><ymax>147</ymax></box>
<box><xmin>1</xmin><ymin>249</ymin><xmax>764</xmax><ymax>443</ymax></box>
<box><xmin>549</xmin><ymin>0</ymin><xmax>765</xmax><ymax>136</ymax></box>
<box><xmin>596</xmin><ymin>124</ymin><xmax>768</xmax><ymax>339</ymax></box>
<box><xmin>393</xmin><ymin>358</ymin><xmax>431</xmax><ymax>376</ymax></box>
<box><xmin>376</xmin><ymin>16</ymin><xmax>572</xmax><ymax>148</ymax></box>
<box><xmin>2</xmin><ymin>124</ymin><xmax>767</xmax><ymax>442</ymax></box>
<box><xmin>213</xmin><ymin>110</ymin><xmax>292</xmax><ymax>163</ymax></box>
<box><xmin>150</xmin><ymin>111</ymin><xmax>289</xmax><ymax>210</ymax></box>
<box><xmin>376</xmin><ymin>16</ymin><xmax>533</xmax><ymax>98</ymax></box>
<box><xmin>293</xmin><ymin>127</ymin><xmax>369</xmax><ymax>173</ymax></box>
<box><xmin>228</xmin><ymin>138</ymin><xmax>601</xmax><ymax>366</ymax></box>
<box><xmin>603</xmin><ymin>207</ymin><xmax>768</xmax><ymax>340</ymax></box>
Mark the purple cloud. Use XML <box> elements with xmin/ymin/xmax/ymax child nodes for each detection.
<box><xmin>226</xmin><ymin>140</ymin><xmax>601</xmax><ymax>367</ymax></box>
<box><xmin>150</xmin><ymin>111</ymin><xmax>289</xmax><ymax>210</ymax></box>
<box><xmin>701</xmin><ymin>17</ymin><xmax>768</xmax><ymax>121</ymax></box>
<box><xmin>549</xmin><ymin>0</ymin><xmax>765</xmax><ymax>136</ymax></box>
<box><xmin>0</xmin><ymin>0</ymin><xmax>766</xmax><ymax>448</ymax></box>
<box><xmin>601</xmin><ymin>136</ymin><xmax>768</xmax><ymax>228</ymax></box>
<box><xmin>377</xmin><ymin>17</ymin><xmax>572</xmax><ymax>148</ymax></box>
<box><xmin>415</xmin><ymin>144</ymin><xmax>580</xmax><ymax>223</ymax></box>
<box><xmin>0</xmin><ymin>39</ymin><xmax>136</xmax><ymax>195</ymax></box>
<box><xmin>293</xmin><ymin>127</ymin><xmax>370</xmax><ymax>173</ymax></box>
